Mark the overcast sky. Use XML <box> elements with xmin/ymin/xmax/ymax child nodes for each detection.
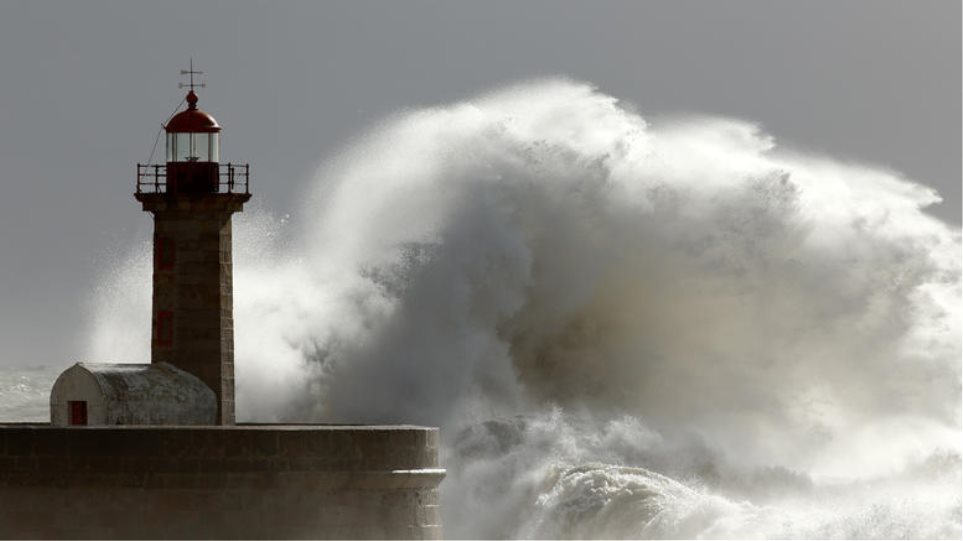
<box><xmin>0</xmin><ymin>1</ymin><xmax>958</xmax><ymax>368</ymax></box>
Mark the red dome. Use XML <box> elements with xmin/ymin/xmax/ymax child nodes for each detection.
<box><xmin>165</xmin><ymin>91</ymin><xmax>221</xmax><ymax>133</ymax></box>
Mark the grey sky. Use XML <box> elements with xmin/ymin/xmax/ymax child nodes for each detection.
<box><xmin>0</xmin><ymin>1</ymin><xmax>958</xmax><ymax>368</ymax></box>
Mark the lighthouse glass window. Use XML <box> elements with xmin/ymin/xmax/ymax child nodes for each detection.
<box><xmin>167</xmin><ymin>133</ymin><xmax>219</xmax><ymax>163</ymax></box>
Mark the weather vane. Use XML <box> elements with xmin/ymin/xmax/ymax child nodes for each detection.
<box><xmin>178</xmin><ymin>58</ymin><xmax>206</xmax><ymax>91</ymax></box>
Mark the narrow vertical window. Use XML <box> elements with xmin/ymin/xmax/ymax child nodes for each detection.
<box><xmin>194</xmin><ymin>132</ymin><xmax>209</xmax><ymax>161</ymax></box>
<box><xmin>155</xmin><ymin>310</ymin><xmax>174</xmax><ymax>347</ymax></box>
<box><xmin>210</xmin><ymin>133</ymin><xmax>220</xmax><ymax>162</ymax></box>
<box><xmin>68</xmin><ymin>401</ymin><xmax>87</xmax><ymax>426</ymax></box>
<box><xmin>154</xmin><ymin>234</ymin><xmax>175</xmax><ymax>271</ymax></box>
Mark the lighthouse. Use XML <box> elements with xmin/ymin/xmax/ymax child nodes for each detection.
<box><xmin>133</xmin><ymin>68</ymin><xmax>250</xmax><ymax>425</ymax></box>
<box><xmin>30</xmin><ymin>63</ymin><xmax>444</xmax><ymax>539</ymax></box>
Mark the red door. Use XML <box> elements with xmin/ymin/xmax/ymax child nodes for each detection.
<box><xmin>68</xmin><ymin>401</ymin><xmax>87</xmax><ymax>426</ymax></box>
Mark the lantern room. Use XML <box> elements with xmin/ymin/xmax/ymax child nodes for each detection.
<box><xmin>163</xmin><ymin>89</ymin><xmax>222</xmax><ymax>193</ymax></box>
<box><xmin>165</xmin><ymin>90</ymin><xmax>221</xmax><ymax>163</ymax></box>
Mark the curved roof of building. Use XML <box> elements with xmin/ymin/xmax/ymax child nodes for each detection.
<box><xmin>165</xmin><ymin>90</ymin><xmax>221</xmax><ymax>133</ymax></box>
<box><xmin>70</xmin><ymin>362</ymin><xmax>215</xmax><ymax>406</ymax></box>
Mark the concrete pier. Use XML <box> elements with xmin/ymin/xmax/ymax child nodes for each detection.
<box><xmin>0</xmin><ymin>424</ymin><xmax>444</xmax><ymax>539</ymax></box>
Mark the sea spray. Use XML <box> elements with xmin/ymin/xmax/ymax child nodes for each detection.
<box><xmin>87</xmin><ymin>79</ymin><xmax>961</xmax><ymax>538</ymax></box>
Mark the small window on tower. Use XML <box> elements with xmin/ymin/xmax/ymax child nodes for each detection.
<box><xmin>210</xmin><ymin>133</ymin><xmax>220</xmax><ymax>162</ymax></box>
<box><xmin>68</xmin><ymin>401</ymin><xmax>87</xmax><ymax>426</ymax></box>
<box><xmin>193</xmin><ymin>132</ymin><xmax>209</xmax><ymax>161</ymax></box>
<box><xmin>166</xmin><ymin>133</ymin><xmax>174</xmax><ymax>162</ymax></box>
<box><xmin>175</xmin><ymin>133</ymin><xmax>193</xmax><ymax>162</ymax></box>
<box><xmin>154</xmin><ymin>235</ymin><xmax>175</xmax><ymax>271</ymax></box>
<box><xmin>155</xmin><ymin>310</ymin><xmax>174</xmax><ymax>347</ymax></box>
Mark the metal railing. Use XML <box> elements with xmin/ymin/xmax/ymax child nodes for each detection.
<box><xmin>136</xmin><ymin>163</ymin><xmax>250</xmax><ymax>194</ymax></box>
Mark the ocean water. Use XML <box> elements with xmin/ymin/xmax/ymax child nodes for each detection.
<box><xmin>10</xmin><ymin>80</ymin><xmax>960</xmax><ymax>538</ymax></box>
<box><xmin>0</xmin><ymin>365</ymin><xmax>57</xmax><ymax>422</ymax></box>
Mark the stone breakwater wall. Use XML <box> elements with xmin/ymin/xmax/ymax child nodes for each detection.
<box><xmin>0</xmin><ymin>424</ymin><xmax>444</xmax><ymax>539</ymax></box>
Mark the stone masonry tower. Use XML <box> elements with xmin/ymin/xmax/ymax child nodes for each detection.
<box><xmin>135</xmin><ymin>67</ymin><xmax>249</xmax><ymax>424</ymax></box>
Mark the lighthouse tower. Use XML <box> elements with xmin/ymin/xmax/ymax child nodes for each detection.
<box><xmin>134</xmin><ymin>68</ymin><xmax>250</xmax><ymax>425</ymax></box>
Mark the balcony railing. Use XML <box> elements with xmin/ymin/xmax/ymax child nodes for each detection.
<box><xmin>136</xmin><ymin>163</ymin><xmax>250</xmax><ymax>194</ymax></box>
